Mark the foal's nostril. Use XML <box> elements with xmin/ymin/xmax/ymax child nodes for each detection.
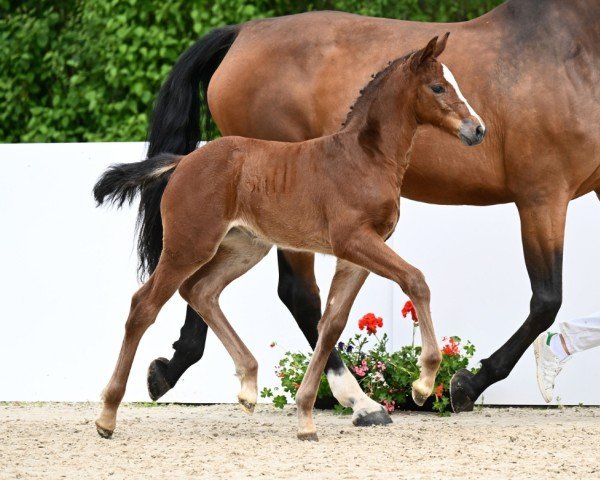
<box><xmin>476</xmin><ymin>125</ymin><xmax>485</xmax><ymax>138</ymax></box>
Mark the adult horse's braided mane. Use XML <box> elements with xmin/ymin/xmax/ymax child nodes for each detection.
<box><xmin>341</xmin><ymin>51</ymin><xmax>415</xmax><ymax>129</ymax></box>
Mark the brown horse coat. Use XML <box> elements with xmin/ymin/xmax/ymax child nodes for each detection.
<box><xmin>143</xmin><ymin>0</ymin><xmax>600</xmax><ymax>414</ymax></box>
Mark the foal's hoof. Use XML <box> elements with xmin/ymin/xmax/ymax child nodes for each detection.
<box><xmin>411</xmin><ymin>379</ymin><xmax>430</xmax><ymax>407</ymax></box>
<box><xmin>95</xmin><ymin>421</ymin><xmax>114</xmax><ymax>439</ymax></box>
<box><xmin>450</xmin><ymin>369</ymin><xmax>476</xmax><ymax>413</ymax></box>
<box><xmin>352</xmin><ymin>407</ymin><xmax>392</xmax><ymax>427</ymax></box>
<box><xmin>297</xmin><ymin>431</ymin><xmax>319</xmax><ymax>442</ymax></box>
<box><xmin>238</xmin><ymin>398</ymin><xmax>256</xmax><ymax>415</ymax></box>
<box><xmin>147</xmin><ymin>357</ymin><xmax>172</xmax><ymax>401</ymax></box>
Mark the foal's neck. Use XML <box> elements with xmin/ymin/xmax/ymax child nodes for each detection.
<box><xmin>344</xmin><ymin>65</ymin><xmax>418</xmax><ymax>182</ymax></box>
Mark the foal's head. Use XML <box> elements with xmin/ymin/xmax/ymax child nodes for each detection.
<box><xmin>408</xmin><ymin>34</ymin><xmax>485</xmax><ymax>146</ymax></box>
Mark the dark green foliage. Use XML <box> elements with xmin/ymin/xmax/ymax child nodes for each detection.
<box><xmin>263</xmin><ymin>332</ymin><xmax>478</xmax><ymax>415</ymax></box>
<box><xmin>0</xmin><ymin>0</ymin><xmax>503</xmax><ymax>143</ymax></box>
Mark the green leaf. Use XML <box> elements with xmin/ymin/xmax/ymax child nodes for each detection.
<box><xmin>260</xmin><ymin>387</ymin><xmax>273</xmax><ymax>398</ymax></box>
<box><xmin>273</xmin><ymin>395</ymin><xmax>288</xmax><ymax>409</ymax></box>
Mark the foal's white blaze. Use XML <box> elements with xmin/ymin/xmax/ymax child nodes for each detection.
<box><xmin>442</xmin><ymin>64</ymin><xmax>485</xmax><ymax>131</ymax></box>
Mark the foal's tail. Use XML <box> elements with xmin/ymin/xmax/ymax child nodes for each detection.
<box><xmin>93</xmin><ymin>153</ymin><xmax>182</xmax><ymax>279</ymax></box>
<box><xmin>146</xmin><ymin>25</ymin><xmax>240</xmax><ymax>158</ymax></box>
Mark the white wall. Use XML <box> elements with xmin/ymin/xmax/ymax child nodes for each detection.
<box><xmin>0</xmin><ymin>143</ymin><xmax>598</xmax><ymax>405</ymax></box>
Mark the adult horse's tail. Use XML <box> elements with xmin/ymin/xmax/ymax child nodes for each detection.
<box><xmin>146</xmin><ymin>25</ymin><xmax>240</xmax><ymax>157</ymax></box>
<box><xmin>93</xmin><ymin>153</ymin><xmax>182</xmax><ymax>279</ymax></box>
<box><xmin>95</xmin><ymin>25</ymin><xmax>238</xmax><ymax>278</ymax></box>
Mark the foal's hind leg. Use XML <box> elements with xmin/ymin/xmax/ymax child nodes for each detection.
<box><xmin>95</xmin><ymin>258</ymin><xmax>200</xmax><ymax>438</ymax></box>
<box><xmin>179</xmin><ymin>229</ymin><xmax>272</xmax><ymax>413</ymax></box>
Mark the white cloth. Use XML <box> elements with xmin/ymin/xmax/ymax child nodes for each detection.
<box><xmin>559</xmin><ymin>311</ymin><xmax>600</xmax><ymax>354</ymax></box>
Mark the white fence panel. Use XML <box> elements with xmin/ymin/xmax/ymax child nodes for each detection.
<box><xmin>0</xmin><ymin>143</ymin><xmax>598</xmax><ymax>405</ymax></box>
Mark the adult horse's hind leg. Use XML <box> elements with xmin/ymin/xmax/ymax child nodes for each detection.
<box><xmin>95</xmin><ymin>258</ymin><xmax>200</xmax><ymax>438</ymax></box>
<box><xmin>451</xmin><ymin>197</ymin><xmax>568</xmax><ymax>412</ymax></box>
<box><xmin>179</xmin><ymin>229</ymin><xmax>272</xmax><ymax>413</ymax></box>
<box><xmin>277</xmin><ymin>250</ymin><xmax>391</xmax><ymax>426</ymax></box>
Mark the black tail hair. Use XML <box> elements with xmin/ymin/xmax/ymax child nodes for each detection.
<box><xmin>146</xmin><ymin>25</ymin><xmax>239</xmax><ymax>158</ymax></box>
<box><xmin>93</xmin><ymin>153</ymin><xmax>181</xmax><ymax>279</ymax></box>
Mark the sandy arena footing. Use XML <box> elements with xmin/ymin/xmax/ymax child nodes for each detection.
<box><xmin>1</xmin><ymin>403</ymin><xmax>599</xmax><ymax>479</ymax></box>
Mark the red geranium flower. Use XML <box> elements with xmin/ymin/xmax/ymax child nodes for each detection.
<box><xmin>441</xmin><ymin>336</ymin><xmax>460</xmax><ymax>356</ymax></box>
<box><xmin>401</xmin><ymin>300</ymin><xmax>418</xmax><ymax>324</ymax></box>
<box><xmin>435</xmin><ymin>383</ymin><xmax>444</xmax><ymax>400</ymax></box>
<box><xmin>358</xmin><ymin>313</ymin><xmax>383</xmax><ymax>335</ymax></box>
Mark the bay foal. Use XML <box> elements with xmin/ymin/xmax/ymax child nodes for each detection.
<box><xmin>94</xmin><ymin>35</ymin><xmax>484</xmax><ymax>440</ymax></box>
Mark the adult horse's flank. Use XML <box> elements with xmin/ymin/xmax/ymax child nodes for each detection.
<box><xmin>144</xmin><ymin>0</ymin><xmax>600</xmax><ymax>416</ymax></box>
<box><xmin>94</xmin><ymin>36</ymin><xmax>484</xmax><ymax>440</ymax></box>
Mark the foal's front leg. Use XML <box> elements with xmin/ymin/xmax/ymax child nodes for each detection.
<box><xmin>332</xmin><ymin>228</ymin><xmax>442</xmax><ymax>405</ymax></box>
<box><xmin>295</xmin><ymin>261</ymin><xmax>369</xmax><ymax>440</ymax></box>
<box><xmin>277</xmin><ymin>250</ymin><xmax>392</xmax><ymax>427</ymax></box>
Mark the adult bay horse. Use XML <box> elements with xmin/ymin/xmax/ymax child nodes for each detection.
<box><xmin>145</xmin><ymin>0</ymin><xmax>600</xmax><ymax>417</ymax></box>
<box><xmin>94</xmin><ymin>36</ymin><xmax>484</xmax><ymax>439</ymax></box>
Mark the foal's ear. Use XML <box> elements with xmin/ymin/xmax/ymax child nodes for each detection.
<box><xmin>411</xmin><ymin>36</ymin><xmax>438</xmax><ymax>72</ymax></box>
<box><xmin>433</xmin><ymin>32</ymin><xmax>450</xmax><ymax>58</ymax></box>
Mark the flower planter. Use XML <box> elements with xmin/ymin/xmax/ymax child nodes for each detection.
<box><xmin>263</xmin><ymin>304</ymin><xmax>477</xmax><ymax>415</ymax></box>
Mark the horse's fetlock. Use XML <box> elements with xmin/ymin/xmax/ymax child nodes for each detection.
<box><xmin>422</xmin><ymin>351</ymin><xmax>442</xmax><ymax>369</ymax></box>
<box><xmin>245</xmin><ymin>357</ymin><xmax>259</xmax><ymax>376</ymax></box>
<box><xmin>295</xmin><ymin>389</ymin><xmax>312</xmax><ymax>412</ymax></box>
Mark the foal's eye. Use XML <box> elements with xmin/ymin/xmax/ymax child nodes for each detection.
<box><xmin>430</xmin><ymin>84</ymin><xmax>446</xmax><ymax>94</ymax></box>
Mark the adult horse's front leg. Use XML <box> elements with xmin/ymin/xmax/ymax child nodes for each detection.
<box><xmin>451</xmin><ymin>198</ymin><xmax>568</xmax><ymax>412</ymax></box>
<box><xmin>277</xmin><ymin>250</ymin><xmax>391</xmax><ymax>426</ymax></box>
<box><xmin>295</xmin><ymin>260</ymin><xmax>369</xmax><ymax>440</ymax></box>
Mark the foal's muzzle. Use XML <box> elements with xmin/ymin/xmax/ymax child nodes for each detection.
<box><xmin>458</xmin><ymin>119</ymin><xmax>486</xmax><ymax>146</ymax></box>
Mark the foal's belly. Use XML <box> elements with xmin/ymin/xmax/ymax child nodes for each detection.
<box><xmin>229</xmin><ymin>217</ymin><xmax>334</xmax><ymax>255</ymax></box>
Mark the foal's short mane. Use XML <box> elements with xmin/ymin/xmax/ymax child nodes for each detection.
<box><xmin>341</xmin><ymin>51</ymin><xmax>415</xmax><ymax>129</ymax></box>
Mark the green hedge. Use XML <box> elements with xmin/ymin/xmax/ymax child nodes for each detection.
<box><xmin>0</xmin><ymin>0</ymin><xmax>502</xmax><ymax>143</ymax></box>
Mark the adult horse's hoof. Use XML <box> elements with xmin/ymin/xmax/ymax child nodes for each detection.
<box><xmin>147</xmin><ymin>357</ymin><xmax>172</xmax><ymax>401</ymax></box>
<box><xmin>95</xmin><ymin>421</ymin><xmax>114</xmax><ymax>439</ymax></box>
<box><xmin>450</xmin><ymin>369</ymin><xmax>476</xmax><ymax>413</ymax></box>
<box><xmin>297</xmin><ymin>431</ymin><xmax>319</xmax><ymax>442</ymax></box>
<box><xmin>352</xmin><ymin>407</ymin><xmax>392</xmax><ymax>427</ymax></box>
